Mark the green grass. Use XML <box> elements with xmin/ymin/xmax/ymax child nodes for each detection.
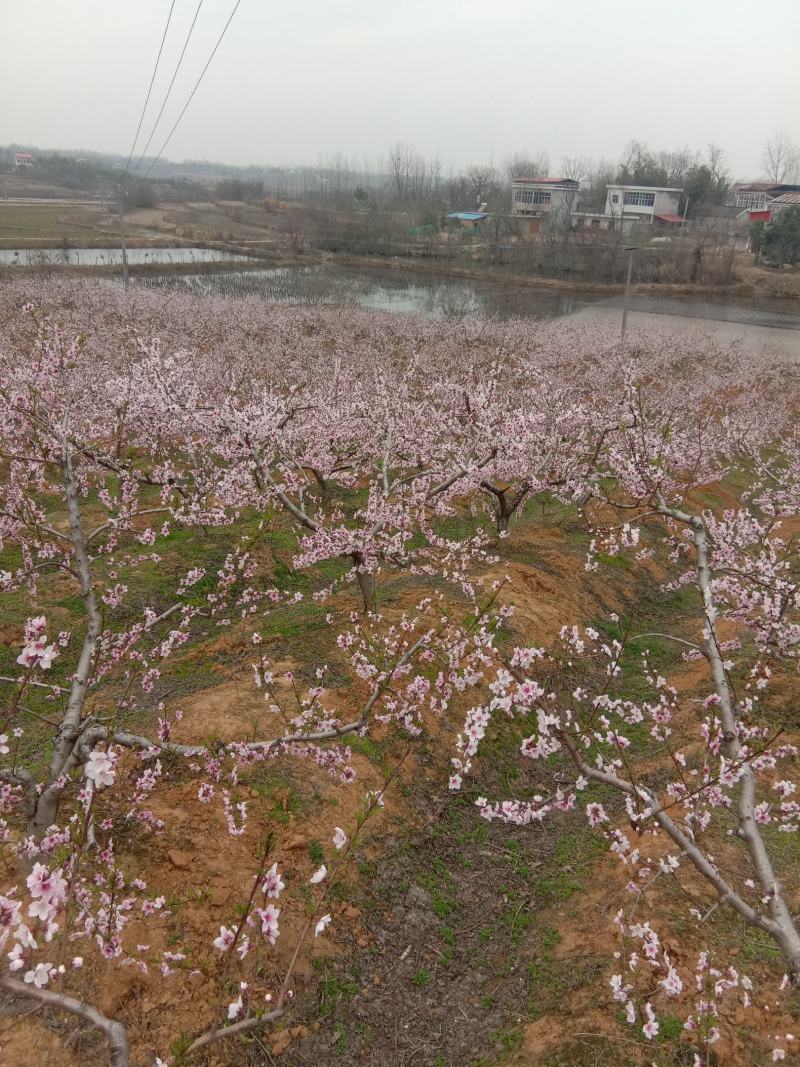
<box><xmin>491</xmin><ymin>1026</ymin><xmax>523</xmax><ymax>1054</ymax></box>
<box><xmin>595</xmin><ymin>551</ymin><xmax>629</xmax><ymax>569</ymax></box>
<box><xmin>527</xmin><ymin>926</ymin><xmax>563</xmax><ymax>1014</ymax></box>
<box><xmin>438</xmin><ymin>925</ymin><xmax>455</xmax><ymax>946</ymax></box>
<box><xmin>243</xmin><ymin>772</ymin><xmax>304</xmax><ymax>823</ymax></box>
<box><xmin>657</xmin><ymin>1015</ymin><xmax>684</xmax><ymax>1042</ymax></box>
<box><xmin>430</xmin><ymin>890</ymin><xmax>456</xmax><ymax>919</ymax></box>
<box><xmin>346</xmin><ymin>733</ymin><xmax>388</xmax><ymax>765</ymax></box>
<box><xmin>318</xmin><ymin>973</ymin><xmax>359</xmax><ymax>1020</ymax></box>
<box><xmin>332</xmin><ymin>1024</ymin><xmax>349</xmax><ymax>1053</ymax></box>
<box><xmin>533</xmin><ymin>826</ymin><xmax>605</xmax><ymax>907</ymax></box>
<box><xmin>415</xmin><ymin>862</ymin><xmax>458</xmax><ymax>920</ymax></box>
<box><xmin>591</xmin><ymin>611</ymin><xmax>688</xmax><ymax>706</ymax></box>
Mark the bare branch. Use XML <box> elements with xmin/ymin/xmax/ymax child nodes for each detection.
<box><xmin>0</xmin><ymin>974</ymin><xmax>130</xmax><ymax>1067</ymax></box>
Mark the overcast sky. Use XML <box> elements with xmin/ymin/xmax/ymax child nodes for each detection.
<box><xmin>5</xmin><ymin>0</ymin><xmax>799</xmax><ymax>179</ymax></box>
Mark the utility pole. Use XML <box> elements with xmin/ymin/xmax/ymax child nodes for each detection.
<box><xmin>117</xmin><ymin>185</ymin><xmax>129</xmax><ymax>292</ymax></box>
<box><xmin>681</xmin><ymin>196</ymin><xmax>690</xmax><ymax>234</ymax></box>
<box><xmin>620</xmin><ymin>245</ymin><xmax>637</xmax><ymax>341</ymax></box>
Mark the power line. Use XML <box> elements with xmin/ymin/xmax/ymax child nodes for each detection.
<box><xmin>122</xmin><ymin>0</ymin><xmax>176</xmax><ymax>179</ymax></box>
<box><xmin>132</xmin><ymin>0</ymin><xmax>206</xmax><ymax>175</ymax></box>
<box><xmin>142</xmin><ymin>0</ymin><xmax>244</xmax><ymax>179</ymax></box>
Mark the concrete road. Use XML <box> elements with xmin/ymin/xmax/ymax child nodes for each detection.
<box><xmin>568</xmin><ymin>294</ymin><xmax>800</xmax><ymax>360</ymax></box>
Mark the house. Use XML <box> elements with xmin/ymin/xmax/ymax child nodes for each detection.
<box><xmin>571</xmin><ymin>183</ymin><xmax>684</xmax><ymax>233</ymax></box>
<box><xmin>732</xmin><ymin>183</ymin><xmax>800</xmax><ymax>217</ymax></box>
<box><xmin>14</xmin><ymin>152</ymin><xmax>33</xmax><ymax>167</ymax></box>
<box><xmin>733</xmin><ymin>182</ymin><xmax>775</xmax><ymax>211</ymax></box>
<box><xmin>766</xmin><ymin>191</ymin><xmax>800</xmax><ymax>215</ymax></box>
<box><xmin>510</xmin><ymin>177</ymin><xmax>579</xmax><ymax>233</ymax></box>
<box><xmin>445</xmin><ymin>211</ymin><xmax>489</xmax><ymax>235</ymax></box>
<box><xmin>604</xmin><ymin>184</ymin><xmax>683</xmax><ymax>226</ymax></box>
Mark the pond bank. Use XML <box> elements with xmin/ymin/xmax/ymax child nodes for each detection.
<box><xmin>4</xmin><ymin>241</ymin><xmax>797</xmax><ymax>304</ymax></box>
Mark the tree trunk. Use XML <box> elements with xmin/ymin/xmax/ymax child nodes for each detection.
<box><xmin>351</xmin><ymin>552</ymin><xmax>376</xmax><ymax>613</ymax></box>
<box><xmin>30</xmin><ymin>451</ymin><xmax>102</xmax><ymax>837</ymax></box>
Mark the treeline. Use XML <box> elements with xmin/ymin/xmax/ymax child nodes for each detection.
<box><xmin>249</xmin><ymin>141</ymin><xmax>735</xmax><ymax>219</ymax></box>
<box><xmin>0</xmin><ymin>139</ymin><xmax>734</xmax><ymax>216</ymax></box>
<box><xmin>270</xmin><ymin>200</ymin><xmax>739</xmax><ymax>286</ymax></box>
<box><xmin>0</xmin><ymin>145</ymin><xmax>204</xmax><ymax>207</ymax></box>
<box><xmin>4</xmin><ymin>132</ymin><xmax>797</xmax><ymax>220</ymax></box>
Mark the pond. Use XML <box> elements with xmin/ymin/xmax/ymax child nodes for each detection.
<box><xmin>131</xmin><ymin>263</ymin><xmax>593</xmax><ymax>321</ymax></box>
<box><xmin>0</xmin><ymin>247</ymin><xmax>253</xmax><ymax>266</ymax></box>
<box><xmin>130</xmin><ymin>262</ymin><xmax>800</xmax><ymax>357</ymax></box>
<box><xmin>6</xmin><ymin>247</ymin><xmax>795</xmax><ymax>354</ymax></box>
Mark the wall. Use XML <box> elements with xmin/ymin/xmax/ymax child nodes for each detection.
<box><xmin>510</xmin><ymin>184</ymin><xmax>579</xmax><ymax>224</ymax></box>
<box><xmin>604</xmin><ymin>186</ymin><xmax>681</xmax><ymax>222</ymax></box>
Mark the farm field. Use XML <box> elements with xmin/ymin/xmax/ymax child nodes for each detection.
<box><xmin>0</xmin><ymin>201</ymin><xmax>115</xmax><ymax>245</ymax></box>
<box><xmin>0</xmin><ymin>279</ymin><xmax>799</xmax><ymax>1067</ymax></box>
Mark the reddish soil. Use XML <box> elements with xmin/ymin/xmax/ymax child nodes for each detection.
<box><xmin>2</xmin><ymin>515</ymin><xmax>798</xmax><ymax>1066</ymax></box>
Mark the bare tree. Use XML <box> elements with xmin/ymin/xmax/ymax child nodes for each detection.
<box><xmin>387</xmin><ymin>142</ymin><xmax>437</xmax><ymax>202</ymax></box>
<box><xmin>505</xmin><ymin>149</ymin><xmax>551</xmax><ymax>182</ymax></box>
<box><xmin>466</xmin><ymin>163</ymin><xmax>497</xmax><ymax>207</ymax></box>
<box><xmin>388</xmin><ymin>141</ymin><xmax>414</xmax><ymax>200</ymax></box>
<box><xmin>560</xmin><ymin>155</ymin><xmax>590</xmax><ymax>183</ymax></box>
<box><xmin>580</xmin><ymin>157</ymin><xmax>615</xmax><ymax>212</ymax></box>
<box><xmin>655</xmin><ymin>146</ymin><xmax>696</xmax><ymax>186</ymax></box>
<box><xmin>762</xmin><ymin>132</ymin><xmax>799</xmax><ymax>184</ymax></box>
<box><xmin>428</xmin><ymin>154</ymin><xmax>443</xmax><ymax>198</ymax></box>
<box><xmin>707</xmin><ymin>141</ymin><xmax>727</xmax><ymax>186</ymax></box>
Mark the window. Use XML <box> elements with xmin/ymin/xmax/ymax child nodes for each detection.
<box><xmin>736</xmin><ymin>192</ymin><xmax>768</xmax><ymax>210</ymax></box>
<box><xmin>623</xmin><ymin>191</ymin><xmax>656</xmax><ymax>207</ymax></box>
<box><xmin>611</xmin><ymin>194</ymin><xmax>619</xmax><ymax>203</ymax></box>
<box><xmin>514</xmin><ymin>189</ymin><xmax>552</xmax><ymax>205</ymax></box>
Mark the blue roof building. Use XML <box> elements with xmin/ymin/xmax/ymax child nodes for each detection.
<box><xmin>446</xmin><ymin>210</ymin><xmax>489</xmax><ymax>235</ymax></box>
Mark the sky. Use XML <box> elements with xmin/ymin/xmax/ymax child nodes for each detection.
<box><xmin>4</xmin><ymin>0</ymin><xmax>799</xmax><ymax>180</ymax></box>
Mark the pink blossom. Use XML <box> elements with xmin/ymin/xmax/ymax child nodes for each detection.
<box><xmin>256</xmin><ymin>904</ymin><xmax>280</xmax><ymax>944</ymax></box>
<box><xmin>16</xmin><ymin>637</ymin><xmax>58</xmax><ymax>671</ymax></box>
<box><xmin>213</xmin><ymin>926</ymin><xmax>236</xmax><ymax>952</ymax></box>
<box><xmin>642</xmin><ymin>1003</ymin><xmax>659</xmax><ymax>1040</ymax></box>
<box><xmin>262</xmin><ymin>863</ymin><xmax>285</xmax><ymax>898</ymax></box>
<box><xmin>84</xmin><ymin>748</ymin><xmax>117</xmax><ymax>789</ymax></box>
<box><xmin>586</xmin><ymin>802</ymin><xmax>609</xmax><ymax>828</ymax></box>
<box><xmin>24</xmin><ymin>962</ymin><xmax>53</xmax><ymax>988</ymax></box>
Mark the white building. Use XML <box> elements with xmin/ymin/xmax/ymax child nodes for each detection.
<box><xmin>510</xmin><ymin>177</ymin><xmax>580</xmax><ymax>232</ymax></box>
<box><xmin>733</xmin><ymin>183</ymin><xmax>774</xmax><ymax>211</ymax></box>
<box><xmin>604</xmin><ymin>184</ymin><xmax>683</xmax><ymax>225</ymax></box>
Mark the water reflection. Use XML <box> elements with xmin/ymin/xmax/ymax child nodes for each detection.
<box><xmin>132</xmin><ymin>265</ymin><xmax>589</xmax><ymax>321</ymax></box>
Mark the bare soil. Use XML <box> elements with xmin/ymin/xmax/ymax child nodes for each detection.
<box><xmin>1</xmin><ymin>500</ymin><xmax>798</xmax><ymax>1066</ymax></box>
